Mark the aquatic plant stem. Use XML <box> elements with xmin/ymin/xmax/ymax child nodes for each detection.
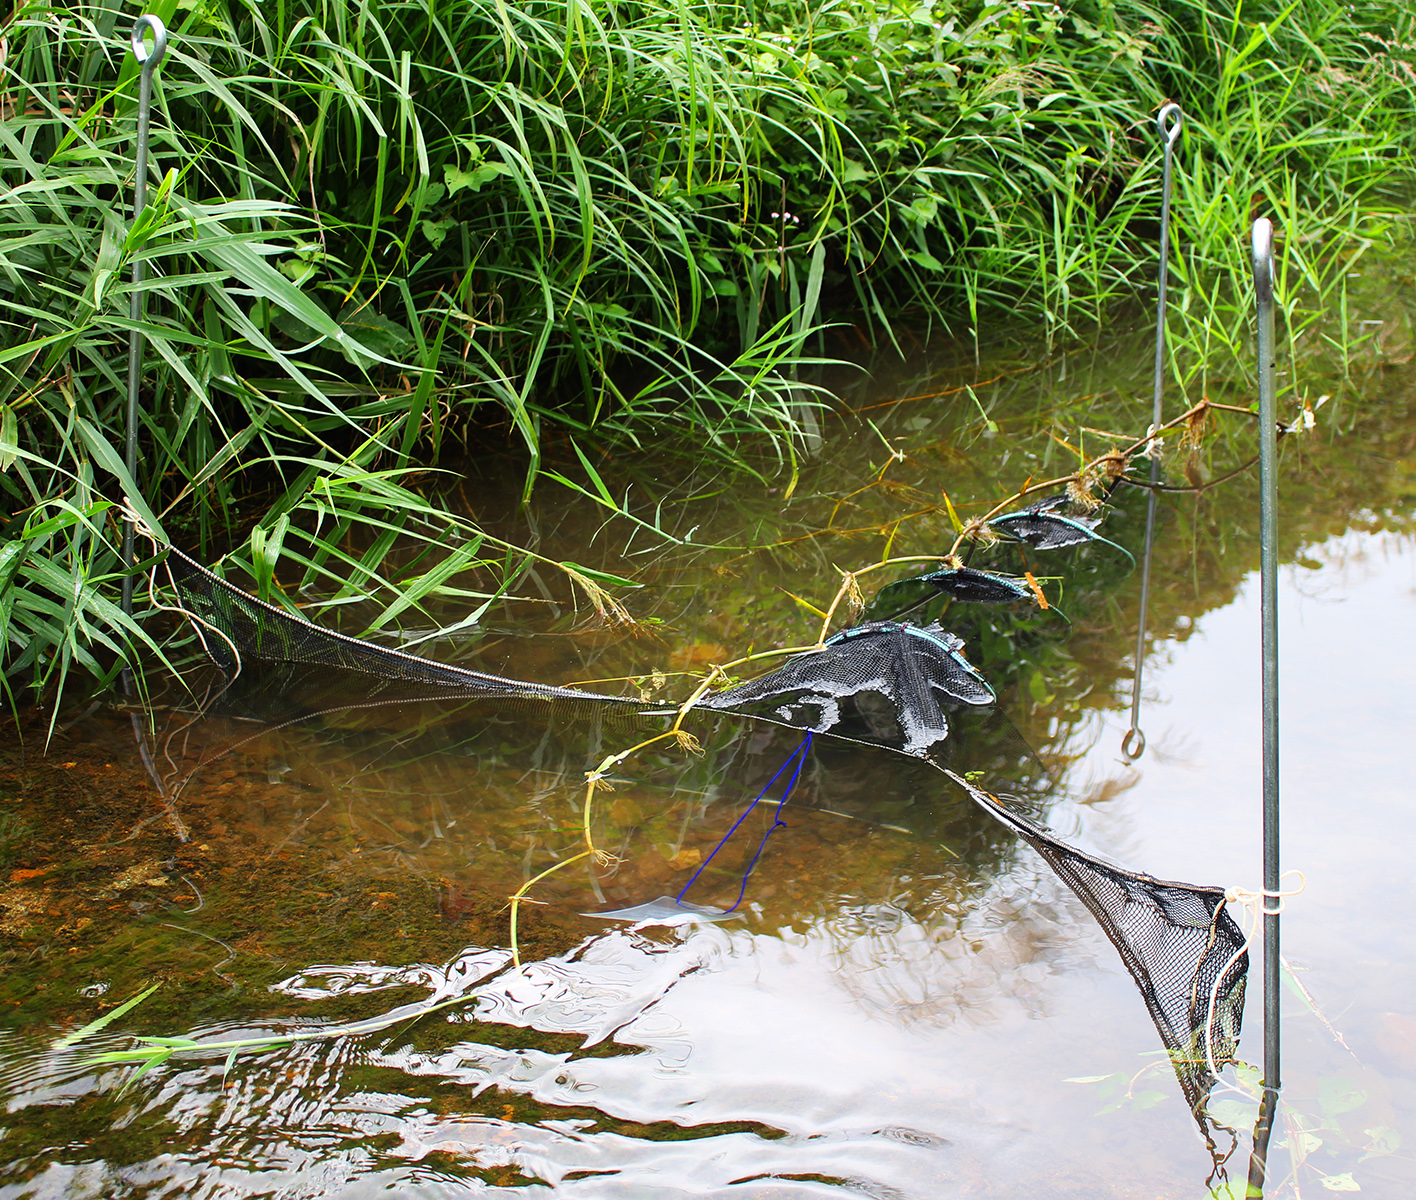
<box><xmin>508</xmin><ymin>849</ymin><xmax>594</xmax><ymax>967</ymax></box>
<box><xmin>87</xmin><ymin>994</ymin><xmax>471</xmax><ymax>1088</ymax></box>
<box><xmin>949</xmin><ymin>397</ymin><xmax>1274</xmax><ymax>554</ymax></box>
<box><xmin>807</xmin><ymin>394</ymin><xmax>1281</xmax><ymax>646</ymax></box>
<box><xmin>504</xmin><ymin>638</ymin><xmax>856</xmax><ymax>954</ymax></box>
<box><xmin>809</xmin><ymin>400</ymin><xmax>1213</xmax><ymax>641</ymax></box>
<box><xmin>582</xmin><ymin>775</ymin><xmax>602</xmax><ymax>856</ymax></box>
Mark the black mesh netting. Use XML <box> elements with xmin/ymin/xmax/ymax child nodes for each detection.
<box><xmin>164</xmin><ymin>547</ymin><xmax>640</xmax><ymax>706</ymax></box>
<box><xmin>917</xmin><ymin>565</ymin><xmax>1033</xmax><ymax>604</ymax></box>
<box><xmin>993</xmin><ymin>493</ymin><xmax>1104</xmax><ymax>549</ymax></box>
<box><xmin>695</xmin><ymin>620</ymin><xmax>993</xmax><ymax>758</ymax></box>
<box><xmin>161</xmin><ymin>547</ymin><xmax>1247</xmax><ymax>1114</ymax></box>
<box><xmin>944</xmin><ymin>769</ymin><xmax>1248</xmax><ymax>1113</ymax></box>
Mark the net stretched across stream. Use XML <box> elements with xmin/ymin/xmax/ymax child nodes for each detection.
<box><xmin>156</xmin><ymin>529</ymin><xmax>1248</xmax><ymax>1121</ymax></box>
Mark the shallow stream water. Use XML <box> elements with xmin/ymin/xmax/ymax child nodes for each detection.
<box><xmin>2</xmin><ymin>303</ymin><xmax>1416</xmax><ymax>1197</ymax></box>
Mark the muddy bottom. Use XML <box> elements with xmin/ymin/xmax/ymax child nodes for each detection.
<box><xmin>0</xmin><ymin>705</ymin><xmax>589</xmax><ymax>1036</ymax></box>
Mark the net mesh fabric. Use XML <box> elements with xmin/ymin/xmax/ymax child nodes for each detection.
<box><xmin>160</xmin><ymin>547</ymin><xmax>1247</xmax><ymax>1114</ymax></box>
<box><xmin>694</xmin><ymin>620</ymin><xmax>992</xmax><ymax>758</ymax></box>
<box><xmin>920</xmin><ymin>566</ymin><xmax>1031</xmax><ymax>603</ymax></box>
<box><xmin>164</xmin><ymin>547</ymin><xmax>637</xmax><ymax>705</ymax></box>
<box><xmin>945</xmin><ymin>770</ymin><xmax>1247</xmax><ymax>1113</ymax></box>
<box><xmin>994</xmin><ymin>493</ymin><xmax>1105</xmax><ymax>550</ymax></box>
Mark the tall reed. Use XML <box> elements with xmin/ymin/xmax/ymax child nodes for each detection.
<box><xmin>1</xmin><ymin>0</ymin><xmax>1413</xmax><ymax>708</ymax></box>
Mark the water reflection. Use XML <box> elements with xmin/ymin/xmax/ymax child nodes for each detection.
<box><xmin>0</xmin><ymin>647</ymin><xmax>1170</xmax><ymax>1195</ymax></box>
<box><xmin>5</xmin><ymin>307</ymin><xmax>1416</xmax><ymax>1195</ymax></box>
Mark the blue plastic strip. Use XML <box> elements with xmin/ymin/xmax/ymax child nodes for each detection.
<box><xmin>676</xmin><ymin>731</ymin><xmax>813</xmax><ymax>912</ymax></box>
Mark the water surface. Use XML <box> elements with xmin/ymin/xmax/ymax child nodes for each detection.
<box><xmin>3</xmin><ymin>310</ymin><xmax>1416</xmax><ymax>1198</ymax></box>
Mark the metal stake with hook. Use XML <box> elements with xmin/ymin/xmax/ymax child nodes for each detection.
<box><xmin>117</xmin><ymin>17</ymin><xmax>191</xmax><ymax>843</ymax></box>
<box><xmin>120</xmin><ymin>15</ymin><xmax>168</xmax><ymax>623</ymax></box>
<box><xmin>1245</xmin><ymin>216</ymin><xmax>1282</xmax><ymax>1195</ymax></box>
<box><xmin>1122</xmin><ymin>102</ymin><xmax>1183</xmax><ymax>760</ymax></box>
<box><xmin>120</xmin><ymin>15</ymin><xmax>167</xmax><ymax>698</ymax></box>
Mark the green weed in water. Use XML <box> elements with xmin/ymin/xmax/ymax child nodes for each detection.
<box><xmin>0</xmin><ymin>809</ymin><xmax>33</xmax><ymax>869</ymax></box>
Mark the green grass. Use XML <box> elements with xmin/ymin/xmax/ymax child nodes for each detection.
<box><xmin>1</xmin><ymin>0</ymin><xmax>1413</xmax><ymax>706</ymax></box>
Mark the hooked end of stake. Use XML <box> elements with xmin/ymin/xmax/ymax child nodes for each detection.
<box><xmin>1251</xmin><ymin>218</ymin><xmax>1275</xmax><ymax>305</ymax></box>
<box><xmin>131</xmin><ymin>15</ymin><xmax>169</xmax><ymax>71</ymax></box>
<box><xmin>1157</xmin><ymin>102</ymin><xmax>1184</xmax><ymax>147</ymax></box>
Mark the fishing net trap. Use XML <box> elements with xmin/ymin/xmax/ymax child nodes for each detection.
<box><xmin>145</xmin><ymin>444</ymin><xmax>1251</xmax><ymax>1130</ymax></box>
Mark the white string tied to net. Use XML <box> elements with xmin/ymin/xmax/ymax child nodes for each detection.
<box><xmin>1201</xmin><ymin>869</ymin><xmax>1307</xmax><ymax>1083</ymax></box>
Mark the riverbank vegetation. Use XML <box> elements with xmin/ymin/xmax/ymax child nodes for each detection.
<box><xmin>2</xmin><ymin>0</ymin><xmax>1414</xmax><ymax>704</ymax></box>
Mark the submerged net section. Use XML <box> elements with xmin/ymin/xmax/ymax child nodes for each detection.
<box><xmin>695</xmin><ymin>620</ymin><xmax>993</xmax><ymax>758</ymax></box>
<box><xmin>944</xmin><ymin>769</ymin><xmax>1248</xmax><ymax>1114</ymax></box>
<box><xmin>163</xmin><ymin>547</ymin><xmax>639</xmax><ymax>706</ymax></box>
<box><xmin>159</xmin><ymin>545</ymin><xmax>1248</xmax><ymax>1117</ymax></box>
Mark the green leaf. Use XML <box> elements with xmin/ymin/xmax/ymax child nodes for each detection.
<box><xmin>184</xmin><ymin>206</ymin><xmax>388</xmax><ymax>369</ymax></box>
<box><xmin>1361</xmin><ymin>1126</ymin><xmax>1401</xmax><ymax>1159</ymax></box>
<box><xmin>250</xmin><ymin>514</ymin><xmax>289</xmax><ymax>603</ymax></box>
<box><xmin>421</xmin><ymin>218</ymin><xmax>457</xmax><ymax>249</ymax></box>
<box><xmin>72</xmin><ymin>418</ymin><xmax>166</xmax><ymax>544</ymax></box>
<box><xmin>908</xmin><ymin>195</ymin><xmax>939</xmax><ymax>225</ymax></box>
<box><xmin>0</xmin><ymin>541</ymin><xmax>24</xmax><ymax>588</ymax></box>
<box><xmin>558</xmin><ymin>562</ymin><xmax>642</xmax><ymax>589</ymax></box>
<box><xmin>444</xmin><ymin>162</ymin><xmax>512</xmax><ymax>197</ymax></box>
<box><xmin>1318</xmin><ymin>1077</ymin><xmax>1369</xmax><ymax>1116</ymax></box>
<box><xmin>334</xmin><ymin>304</ymin><xmax>415</xmax><ymax>371</ymax></box>
<box><xmin>116</xmin><ymin>1048</ymin><xmax>174</xmax><ymax>1097</ymax></box>
<box><xmin>568</xmin><ymin>437</ymin><xmax>616</xmax><ymax>506</ymax></box>
<box><xmin>1207</xmin><ymin>1099</ymin><xmax>1258</xmax><ymax>1129</ymax></box>
<box><xmin>53</xmin><ymin>983</ymin><xmax>162</xmax><ymax>1049</ymax></box>
<box><xmin>363</xmin><ymin>536</ymin><xmax>487</xmax><ymax>632</ymax></box>
<box><xmin>841</xmin><ymin>159</ymin><xmax>871</xmax><ymax>184</ymax></box>
<box><xmin>1278</xmin><ymin>1130</ymin><xmax>1323</xmax><ymax>1156</ymax></box>
<box><xmin>122</xmin><ymin>169</ymin><xmax>178</xmax><ymax>254</ymax></box>
<box><xmin>0</xmin><ymin>405</ymin><xmax>17</xmax><ymax>471</ymax></box>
